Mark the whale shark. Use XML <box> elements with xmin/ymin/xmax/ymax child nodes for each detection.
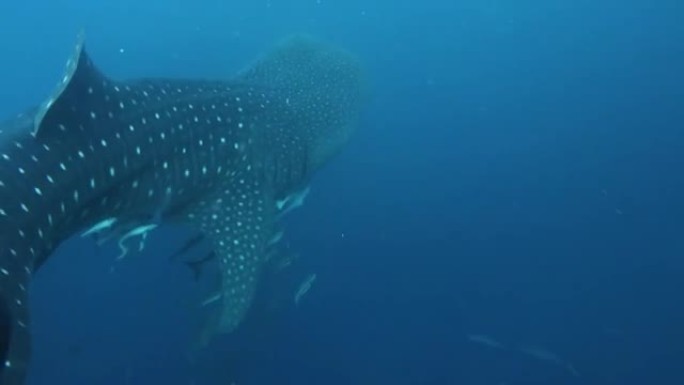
<box><xmin>0</xmin><ymin>34</ymin><xmax>363</xmax><ymax>384</ymax></box>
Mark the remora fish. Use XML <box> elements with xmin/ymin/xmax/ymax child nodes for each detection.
<box><xmin>466</xmin><ymin>334</ymin><xmax>507</xmax><ymax>350</ymax></box>
<box><xmin>0</xmin><ymin>34</ymin><xmax>363</xmax><ymax>384</ymax></box>
<box><xmin>518</xmin><ymin>345</ymin><xmax>581</xmax><ymax>377</ymax></box>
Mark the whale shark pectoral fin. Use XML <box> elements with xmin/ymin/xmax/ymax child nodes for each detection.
<box><xmin>183</xmin><ymin>177</ymin><xmax>277</xmax><ymax>343</ymax></box>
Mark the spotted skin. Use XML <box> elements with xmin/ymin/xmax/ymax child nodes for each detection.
<box><xmin>0</xmin><ymin>35</ymin><xmax>362</xmax><ymax>384</ymax></box>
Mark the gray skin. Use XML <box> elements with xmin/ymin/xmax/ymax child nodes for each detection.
<box><xmin>0</xmin><ymin>35</ymin><xmax>363</xmax><ymax>384</ymax></box>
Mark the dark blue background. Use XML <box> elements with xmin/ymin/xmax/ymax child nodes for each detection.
<box><xmin>0</xmin><ymin>1</ymin><xmax>682</xmax><ymax>384</ymax></box>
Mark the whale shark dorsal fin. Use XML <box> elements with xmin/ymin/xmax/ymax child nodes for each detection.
<box><xmin>33</xmin><ymin>31</ymin><xmax>112</xmax><ymax>140</ymax></box>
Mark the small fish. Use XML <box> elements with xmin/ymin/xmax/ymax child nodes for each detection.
<box><xmin>467</xmin><ymin>334</ymin><xmax>507</xmax><ymax>350</ymax></box>
<box><xmin>115</xmin><ymin>224</ymin><xmax>158</xmax><ymax>260</ymax></box>
<box><xmin>267</xmin><ymin>230</ymin><xmax>284</xmax><ymax>247</ymax></box>
<box><xmin>168</xmin><ymin>233</ymin><xmax>205</xmax><ymax>262</ymax></box>
<box><xmin>294</xmin><ymin>273</ymin><xmax>317</xmax><ymax>305</ymax></box>
<box><xmin>518</xmin><ymin>345</ymin><xmax>580</xmax><ymax>377</ymax></box>
<box><xmin>276</xmin><ymin>186</ymin><xmax>310</xmax><ymax>218</ymax></box>
<box><xmin>183</xmin><ymin>251</ymin><xmax>216</xmax><ymax>281</ymax></box>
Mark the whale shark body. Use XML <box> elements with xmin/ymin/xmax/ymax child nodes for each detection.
<box><xmin>0</xmin><ymin>34</ymin><xmax>363</xmax><ymax>384</ymax></box>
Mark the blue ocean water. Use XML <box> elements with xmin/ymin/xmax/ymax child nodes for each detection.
<box><xmin>1</xmin><ymin>1</ymin><xmax>683</xmax><ymax>384</ymax></box>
